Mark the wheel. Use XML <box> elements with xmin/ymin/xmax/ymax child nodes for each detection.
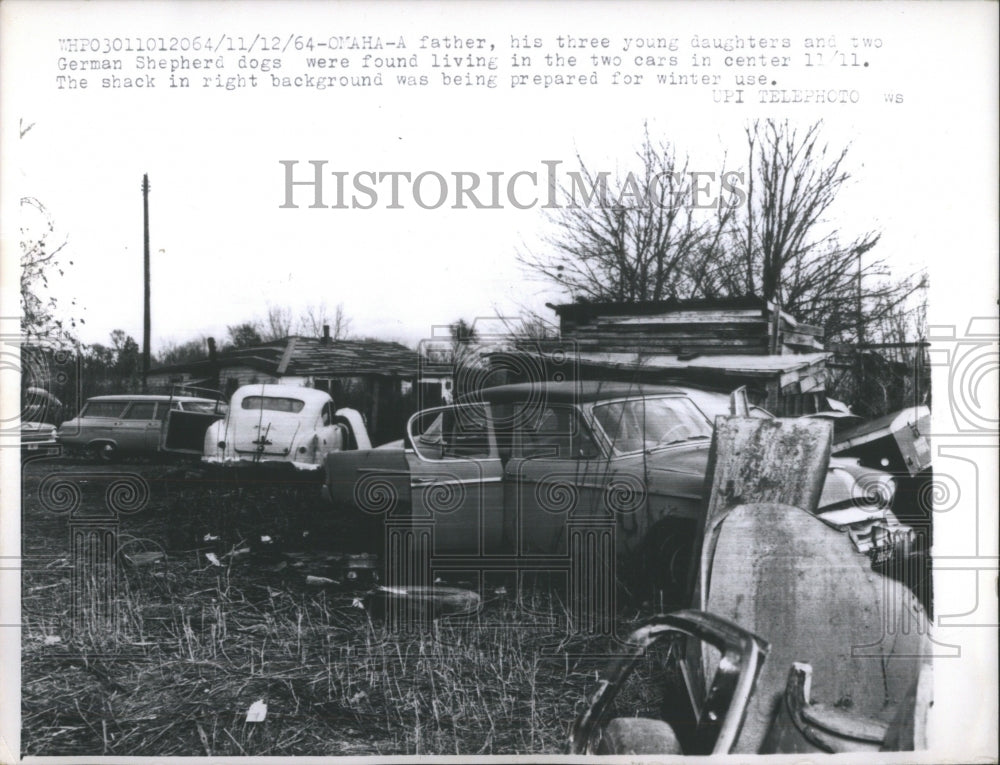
<box><xmin>597</xmin><ymin>718</ymin><xmax>683</xmax><ymax>755</ymax></box>
<box><xmin>91</xmin><ymin>442</ymin><xmax>118</xmax><ymax>462</ymax></box>
<box><xmin>644</xmin><ymin>521</ymin><xmax>696</xmax><ymax>611</ymax></box>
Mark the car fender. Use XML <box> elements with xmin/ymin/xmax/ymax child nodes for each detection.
<box><xmin>334</xmin><ymin>408</ymin><xmax>372</xmax><ymax>450</ymax></box>
<box><xmin>203</xmin><ymin>419</ymin><xmax>225</xmax><ymax>459</ymax></box>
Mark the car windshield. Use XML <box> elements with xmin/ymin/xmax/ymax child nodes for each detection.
<box><xmin>592</xmin><ymin>396</ymin><xmax>712</xmax><ymax>454</ymax></box>
<box><xmin>240</xmin><ymin>396</ymin><xmax>305</xmax><ymax>413</ymax></box>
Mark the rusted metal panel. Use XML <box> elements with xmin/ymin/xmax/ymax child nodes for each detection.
<box><xmin>701</xmin><ymin>416</ymin><xmax>833</xmax><ymax>530</ymax></box>
<box><xmin>703</xmin><ymin>502</ymin><xmax>931</xmax><ymax>753</ymax></box>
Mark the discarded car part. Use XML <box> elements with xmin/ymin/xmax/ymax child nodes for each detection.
<box><xmin>701</xmin><ymin>417</ymin><xmax>833</xmax><ymax>528</ymax></box>
<box><xmin>700</xmin><ymin>502</ymin><xmax>932</xmax><ymax>753</ymax></box>
<box><xmin>569</xmin><ymin>609</ymin><xmax>768</xmax><ymax>756</ymax></box>
<box><xmin>362</xmin><ymin>585</ymin><xmax>482</xmax><ymax>622</ymax></box>
<box><xmin>833</xmin><ymin>405</ymin><xmax>931</xmax><ymax>477</ymax></box>
<box><xmin>831</xmin><ymin>404</ymin><xmax>933</xmax><ymax>611</ymax></box>
<box><xmin>761</xmin><ymin>660</ymin><xmax>932</xmax><ymax>753</ymax></box>
<box><xmin>160</xmin><ymin>386</ymin><xmax>227</xmax><ymax>454</ymax></box>
<box><xmin>299</xmin><ymin>552</ymin><xmax>380</xmax><ymax>589</ymax></box>
<box><xmin>780</xmin><ymin>662</ymin><xmax>887</xmax><ymax>752</ymax></box>
<box><xmin>203</xmin><ymin>384</ymin><xmax>370</xmax><ymax>469</ymax></box>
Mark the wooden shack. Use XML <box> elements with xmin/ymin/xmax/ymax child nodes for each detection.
<box><xmin>496</xmin><ymin>298</ymin><xmax>830</xmax><ymax>415</ymax></box>
<box><xmin>551</xmin><ymin>297</ymin><xmax>824</xmax><ymax>357</ymax></box>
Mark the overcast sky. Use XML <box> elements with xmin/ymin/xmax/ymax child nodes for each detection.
<box><xmin>2</xmin><ymin>1</ymin><xmax>996</xmax><ymax>355</ymax></box>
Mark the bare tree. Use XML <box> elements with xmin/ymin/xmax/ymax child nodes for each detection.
<box><xmin>526</xmin><ymin>120</ymin><xmax>925</xmax><ymax>351</ymax></box>
<box><xmin>491</xmin><ymin>305</ymin><xmax>560</xmax><ymax>341</ymax></box>
<box><xmin>711</xmin><ymin>119</ymin><xmax>926</xmax><ymax>345</ymax></box>
<box><xmin>20</xmin><ymin>196</ymin><xmax>80</xmax><ymax>345</ymax></box>
<box><xmin>226</xmin><ymin>321</ymin><xmax>263</xmax><ymax>349</ymax></box>
<box><xmin>262</xmin><ymin>303</ymin><xmax>294</xmax><ymax>341</ymax></box>
<box><xmin>519</xmin><ymin>127</ymin><xmax>737</xmax><ymax>303</ymax></box>
<box><xmin>298</xmin><ymin>301</ymin><xmax>352</xmax><ymax>339</ymax></box>
<box><xmin>157</xmin><ymin>336</ymin><xmax>209</xmax><ymax>366</ymax></box>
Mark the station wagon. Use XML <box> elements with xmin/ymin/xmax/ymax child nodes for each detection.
<box><xmin>57</xmin><ymin>394</ymin><xmax>224</xmax><ymax>460</ymax></box>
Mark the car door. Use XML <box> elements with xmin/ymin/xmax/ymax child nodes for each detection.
<box><xmin>161</xmin><ymin>399</ymin><xmax>227</xmax><ymax>454</ymax></box>
<box><xmin>405</xmin><ymin>404</ymin><xmax>505</xmax><ymax>556</ymax></box>
<box><xmin>502</xmin><ymin>404</ymin><xmax>610</xmax><ymax>556</ymax></box>
<box><xmin>117</xmin><ymin>401</ymin><xmax>159</xmax><ymax>452</ymax></box>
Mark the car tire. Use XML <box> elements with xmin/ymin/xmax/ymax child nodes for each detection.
<box><xmin>644</xmin><ymin>520</ymin><xmax>696</xmax><ymax>611</ymax></box>
<box><xmin>597</xmin><ymin>718</ymin><xmax>682</xmax><ymax>755</ymax></box>
<box><xmin>92</xmin><ymin>442</ymin><xmax>117</xmax><ymax>462</ymax></box>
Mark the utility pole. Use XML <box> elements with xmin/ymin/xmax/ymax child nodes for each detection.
<box><xmin>855</xmin><ymin>248</ymin><xmax>864</xmax><ymax>410</ymax></box>
<box><xmin>142</xmin><ymin>174</ymin><xmax>151</xmax><ymax>392</ymax></box>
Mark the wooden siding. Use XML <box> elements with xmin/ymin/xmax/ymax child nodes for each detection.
<box><xmin>555</xmin><ymin>300</ymin><xmax>823</xmax><ymax>357</ymax></box>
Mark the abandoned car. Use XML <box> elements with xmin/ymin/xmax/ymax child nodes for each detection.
<box><xmin>321</xmin><ymin>382</ymin><xmax>905</xmax><ymax>601</ymax></box>
<box><xmin>21</xmin><ymin>386</ymin><xmax>63</xmax><ymax>453</ymax></box>
<box><xmin>203</xmin><ymin>384</ymin><xmax>371</xmax><ymax>469</ymax></box>
<box><xmin>56</xmin><ymin>393</ymin><xmax>224</xmax><ymax>460</ymax></box>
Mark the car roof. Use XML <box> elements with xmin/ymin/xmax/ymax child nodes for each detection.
<box><xmin>86</xmin><ymin>394</ymin><xmax>217</xmax><ymax>403</ymax></box>
<box><xmin>472</xmin><ymin>381</ymin><xmax>690</xmax><ymax>405</ymax></box>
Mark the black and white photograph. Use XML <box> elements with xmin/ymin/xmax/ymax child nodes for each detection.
<box><xmin>1</xmin><ymin>1</ymin><xmax>997</xmax><ymax>761</ymax></box>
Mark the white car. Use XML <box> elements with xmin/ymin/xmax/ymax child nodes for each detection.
<box><xmin>203</xmin><ymin>384</ymin><xmax>370</xmax><ymax>469</ymax></box>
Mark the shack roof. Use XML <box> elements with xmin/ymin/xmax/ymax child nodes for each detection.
<box><xmin>152</xmin><ymin>336</ymin><xmax>420</xmax><ymax>379</ymax></box>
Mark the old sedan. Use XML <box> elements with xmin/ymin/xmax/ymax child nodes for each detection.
<box><xmin>21</xmin><ymin>387</ymin><xmax>62</xmax><ymax>453</ymax></box>
<box><xmin>204</xmin><ymin>384</ymin><xmax>371</xmax><ymax>469</ymax></box>
<box><xmin>321</xmin><ymin>382</ymin><xmax>900</xmax><ymax>602</ymax></box>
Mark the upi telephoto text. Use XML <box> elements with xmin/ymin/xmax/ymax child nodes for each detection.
<box><xmin>278</xmin><ymin>160</ymin><xmax>747</xmax><ymax>211</ymax></box>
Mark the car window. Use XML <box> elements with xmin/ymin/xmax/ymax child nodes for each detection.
<box><xmin>240</xmin><ymin>396</ymin><xmax>305</xmax><ymax>413</ymax></box>
<box><xmin>123</xmin><ymin>402</ymin><xmax>157</xmax><ymax>420</ymax></box>
<box><xmin>410</xmin><ymin>406</ymin><xmax>493</xmax><ymax>460</ymax></box>
<box><xmin>81</xmin><ymin>401</ymin><xmax>128</xmax><ymax>418</ymax></box>
<box><xmin>592</xmin><ymin>396</ymin><xmax>713</xmax><ymax>454</ymax></box>
<box><xmin>516</xmin><ymin>405</ymin><xmax>601</xmax><ymax>460</ymax></box>
<box><xmin>181</xmin><ymin>400</ymin><xmax>223</xmax><ymax>414</ymax></box>
<box><xmin>320</xmin><ymin>402</ymin><xmax>335</xmax><ymax>426</ymax></box>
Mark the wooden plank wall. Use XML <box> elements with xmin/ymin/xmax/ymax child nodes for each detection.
<box><xmin>560</xmin><ymin>307</ymin><xmax>823</xmax><ymax>357</ymax></box>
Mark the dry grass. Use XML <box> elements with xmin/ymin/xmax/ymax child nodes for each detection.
<box><xmin>21</xmin><ymin>459</ymin><xmax>670</xmax><ymax>756</ymax></box>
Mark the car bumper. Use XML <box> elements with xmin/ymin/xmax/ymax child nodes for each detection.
<box><xmin>201</xmin><ymin>455</ymin><xmax>323</xmax><ymax>472</ymax></box>
<box><xmin>22</xmin><ymin>439</ymin><xmax>59</xmax><ymax>451</ymax></box>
